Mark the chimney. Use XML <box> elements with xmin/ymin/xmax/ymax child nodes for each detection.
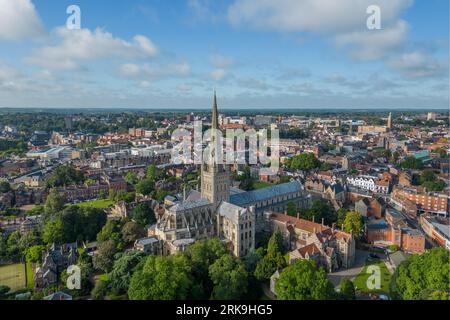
<box><xmin>332</xmin><ymin>223</ymin><xmax>335</xmax><ymax>232</ymax></box>
<box><xmin>284</xmin><ymin>210</ymin><xmax>288</xmax><ymax>215</ymax></box>
<box><xmin>296</xmin><ymin>212</ymin><xmax>300</xmax><ymax>219</ymax></box>
<box><xmin>321</xmin><ymin>218</ymin><xmax>324</xmax><ymax>226</ymax></box>
<box><xmin>312</xmin><ymin>215</ymin><xmax>315</xmax><ymax>223</ymax></box>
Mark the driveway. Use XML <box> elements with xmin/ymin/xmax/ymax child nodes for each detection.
<box><xmin>327</xmin><ymin>250</ymin><xmax>369</xmax><ymax>287</ymax></box>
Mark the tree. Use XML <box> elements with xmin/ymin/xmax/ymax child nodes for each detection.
<box><xmin>254</xmin><ymin>232</ymin><xmax>286</xmax><ymax>281</ymax></box>
<box><xmin>390</xmin><ymin>248</ymin><xmax>450</xmax><ymax>300</ymax></box>
<box><xmin>128</xmin><ymin>255</ymin><xmax>192</xmax><ymax>300</ymax></box>
<box><xmin>135</xmin><ymin>178</ymin><xmax>155</xmax><ymax>196</ymax></box>
<box><xmin>42</xmin><ymin>206</ymin><xmax>106</xmax><ymax>244</ymax></box>
<box><xmin>146</xmin><ymin>164</ymin><xmax>158</xmax><ymax>181</ymax></box>
<box><xmin>286</xmin><ymin>201</ymin><xmax>297</xmax><ymax>217</ymax></box>
<box><xmin>132</xmin><ymin>202</ymin><xmax>156</xmax><ymax>227</ymax></box>
<box><xmin>275</xmin><ymin>260</ymin><xmax>335</xmax><ymax>300</ymax></box>
<box><xmin>108</xmin><ymin>251</ymin><xmax>146</xmax><ymax>296</ymax></box>
<box><xmin>185</xmin><ymin>238</ymin><xmax>228</xmax><ymax>298</ymax></box>
<box><xmin>400</xmin><ymin>157</ymin><xmax>423</xmax><ymax>170</ymax></box>
<box><xmin>420</xmin><ymin>170</ymin><xmax>445</xmax><ymax>192</ymax></box>
<box><xmin>0</xmin><ymin>181</ymin><xmax>11</xmax><ymax>193</ymax></box>
<box><xmin>93</xmin><ymin>240</ymin><xmax>118</xmax><ymax>273</ymax></box>
<box><xmin>26</xmin><ymin>245</ymin><xmax>46</xmax><ymax>263</ymax></box>
<box><xmin>44</xmin><ymin>189</ymin><xmax>66</xmax><ymax>217</ymax></box>
<box><xmin>209</xmin><ymin>254</ymin><xmax>248</xmax><ymax>300</ymax></box>
<box><xmin>46</xmin><ymin>165</ymin><xmax>84</xmax><ymax>188</ymax></box>
<box><xmin>337</xmin><ymin>208</ymin><xmax>347</xmax><ymax>228</ymax></box>
<box><xmin>237</xmin><ymin>166</ymin><xmax>255</xmax><ymax>191</ymax></box>
<box><xmin>288</xmin><ymin>153</ymin><xmax>320</xmax><ymax>171</ymax></box>
<box><xmin>121</xmin><ymin>221</ymin><xmax>146</xmax><ymax>244</ymax></box>
<box><xmin>18</xmin><ymin>231</ymin><xmax>39</xmax><ymax>255</ymax></box>
<box><xmin>340</xmin><ymin>278</ymin><xmax>355</xmax><ymax>300</ymax></box>
<box><xmin>6</xmin><ymin>231</ymin><xmax>21</xmax><ymax>259</ymax></box>
<box><xmin>343</xmin><ymin>211</ymin><xmax>363</xmax><ymax>236</ymax></box>
<box><xmin>124</xmin><ymin>171</ymin><xmax>138</xmax><ymax>185</ymax></box>
<box><xmin>43</xmin><ymin>219</ymin><xmax>64</xmax><ymax>244</ymax></box>
<box><xmin>435</xmin><ymin>148</ymin><xmax>449</xmax><ymax>159</ymax></box>
<box><xmin>97</xmin><ymin>219</ymin><xmax>124</xmax><ymax>249</ymax></box>
<box><xmin>0</xmin><ymin>285</ymin><xmax>10</xmax><ymax>299</ymax></box>
<box><xmin>301</xmin><ymin>200</ymin><xmax>337</xmax><ymax>226</ymax></box>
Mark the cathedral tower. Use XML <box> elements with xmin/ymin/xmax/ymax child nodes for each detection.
<box><xmin>201</xmin><ymin>92</ymin><xmax>230</xmax><ymax>205</ymax></box>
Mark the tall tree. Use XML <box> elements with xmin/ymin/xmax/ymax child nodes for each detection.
<box><xmin>340</xmin><ymin>278</ymin><xmax>355</xmax><ymax>300</ymax></box>
<box><xmin>128</xmin><ymin>255</ymin><xmax>192</xmax><ymax>300</ymax></box>
<box><xmin>390</xmin><ymin>248</ymin><xmax>450</xmax><ymax>300</ymax></box>
<box><xmin>343</xmin><ymin>211</ymin><xmax>363</xmax><ymax>236</ymax></box>
<box><xmin>209</xmin><ymin>254</ymin><xmax>248</xmax><ymax>300</ymax></box>
<box><xmin>254</xmin><ymin>232</ymin><xmax>286</xmax><ymax>281</ymax></box>
<box><xmin>275</xmin><ymin>260</ymin><xmax>335</xmax><ymax>300</ymax></box>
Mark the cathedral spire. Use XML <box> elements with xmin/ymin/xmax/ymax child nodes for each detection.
<box><xmin>212</xmin><ymin>90</ymin><xmax>219</xmax><ymax>130</ymax></box>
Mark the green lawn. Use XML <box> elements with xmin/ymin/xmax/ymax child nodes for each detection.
<box><xmin>353</xmin><ymin>259</ymin><xmax>392</xmax><ymax>295</ymax></box>
<box><xmin>0</xmin><ymin>263</ymin><xmax>27</xmax><ymax>292</ymax></box>
<box><xmin>72</xmin><ymin>199</ymin><xmax>115</xmax><ymax>209</ymax></box>
<box><xmin>254</xmin><ymin>181</ymin><xmax>272</xmax><ymax>189</ymax></box>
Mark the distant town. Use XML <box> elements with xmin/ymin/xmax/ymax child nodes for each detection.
<box><xmin>0</xmin><ymin>95</ymin><xmax>448</xmax><ymax>301</ymax></box>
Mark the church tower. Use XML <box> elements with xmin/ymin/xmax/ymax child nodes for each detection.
<box><xmin>201</xmin><ymin>92</ymin><xmax>230</xmax><ymax>206</ymax></box>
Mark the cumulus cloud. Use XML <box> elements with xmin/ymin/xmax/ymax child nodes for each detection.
<box><xmin>228</xmin><ymin>0</ymin><xmax>412</xmax><ymax>33</ymax></box>
<box><xmin>27</xmin><ymin>27</ymin><xmax>159</xmax><ymax>71</ymax></box>
<box><xmin>210</xmin><ymin>54</ymin><xmax>234</xmax><ymax>69</ymax></box>
<box><xmin>119</xmin><ymin>62</ymin><xmax>191</xmax><ymax>79</ymax></box>
<box><xmin>0</xmin><ymin>0</ymin><xmax>44</xmax><ymax>40</ymax></box>
<box><xmin>335</xmin><ymin>20</ymin><xmax>409</xmax><ymax>60</ymax></box>
<box><xmin>210</xmin><ymin>68</ymin><xmax>227</xmax><ymax>81</ymax></box>
<box><xmin>228</xmin><ymin>0</ymin><xmax>413</xmax><ymax>62</ymax></box>
<box><xmin>387</xmin><ymin>51</ymin><xmax>448</xmax><ymax>79</ymax></box>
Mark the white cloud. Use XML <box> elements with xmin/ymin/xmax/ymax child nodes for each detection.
<box><xmin>27</xmin><ymin>27</ymin><xmax>159</xmax><ymax>71</ymax></box>
<box><xmin>0</xmin><ymin>0</ymin><xmax>44</xmax><ymax>40</ymax></box>
<box><xmin>387</xmin><ymin>51</ymin><xmax>448</xmax><ymax>79</ymax></box>
<box><xmin>228</xmin><ymin>0</ymin><xmax>412</xmax><ymax>33</ymax></box>
<box><xmin>210</xmin><ymin>68</ymin><xmax>227</xmax><ymax>81</ymax></box>
<box><xmin>335</xmin><ymin>20</ymin><xmax>409</xmax><ymax>60</ymax></box>
<box><xmin>210</xmin><ymin>54</ymin><xmax>234</xmax><ymax>68</ymax></box>
<box><xmin>119</xmin><ymin>62</ymin><xmax>191</xmax><ymax>79</ymax></box>
<box><xmin>228</xmin><ymin>0</ymin><xmax>413</xmax><ymax>62</ymax></box>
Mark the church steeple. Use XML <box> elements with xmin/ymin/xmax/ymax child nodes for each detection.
<box><xmin>201</xmin><ymin>91</ymin><xmax>230</xmax><ymax>206</ymax></box>
<box><xmin>212</xmin><ymin>90</ymin><xmax>219</xmax><ymax>130</ymax></box>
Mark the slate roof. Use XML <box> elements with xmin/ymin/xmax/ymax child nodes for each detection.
<box><xmin>169</xmin><ymin>198</ymin><xmax>211</xmax><ymax>212</ymax></box>
<box><xmin>230</xmin><ymin>181</ymin><xmax>303</xmax><ymax>207</ymax></box>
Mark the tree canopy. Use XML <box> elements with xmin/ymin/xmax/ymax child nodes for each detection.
<box><xmin>275</xmin><ymin>259</ymin><xmax>335</xmax><ymax>300</ymax></box>
<box><xmin>390</xmin><ymin>248</ymin><xmax>450</xmax><ymax>300</ymax></box>
<box><xmin>128</xmin><ymin>255</ymin><xmax>192</xmax><ymax>300</ymax></box>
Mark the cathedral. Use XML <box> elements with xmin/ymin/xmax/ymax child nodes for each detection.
<box><xmin>152</xmin><ymin>93</ymin><xmax>311</xmax><ymax>257</ymax></box>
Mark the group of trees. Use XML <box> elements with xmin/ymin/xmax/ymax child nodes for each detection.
<box><xmin>419</xmin><ymin>170</ymin><xmax>446</xmax><ymax>192</ymax></box>
<box><xmin>286</xmin><ymin>153</ymin><xmax>321</xmax><ymax>171</ymax></box>
<box><xmin>124</xmin><ymin>239</ymin><xmax>250</xmax><ymax>300</ymax></box>
<box><xmin>390</xmin><ymin>248</ymin><xmax>450</xmax><ymax>300</ymax></box>
<box><xmin>46</xmin><ymin>165</ymin><xmax>85</xmax><ymax>188</ymax></box>
<box><xmin>43</xmin><ymin>205</ymin><xmax>107</xmax><ymax>245</ymax></box>
<box><xmin>400</xmin><ymin>157</ymin><xmax>424</xmax><ymax>170</ymax></box>
<box><xmin>287</xmin><ymin>200</ymin><xmax>337</xmax><ymax>227</ymax></box>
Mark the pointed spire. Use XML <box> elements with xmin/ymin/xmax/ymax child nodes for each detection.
<box><xmin>212</xmin><ymin>90</ymin><xmax>219</xmax><ymax>130</ymax></box>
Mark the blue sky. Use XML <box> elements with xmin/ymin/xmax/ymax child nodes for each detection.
<box><xmin>0</xmin><ymin>0</ymin><xmax>448</xmax><ymax>109</ymax></box>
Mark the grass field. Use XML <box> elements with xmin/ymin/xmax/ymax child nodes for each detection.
<box><xmin>353</xmin><ymin>259</ymin><xmax>392</xmax><ymax>295</ymax></box>
<box><xmin>73</xmin><ymin>199</ymin><xmax>115</xmax><ymax>209</ymax></box>
<box><xmin>254</xmin><ymin>181</ymin><xmax>272</xmax><ymax>189</ymax></box>
<box><xmin>0</xmin><ymin>263</ymin><xmax>27</xmax><ymax>292</ymax></box>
